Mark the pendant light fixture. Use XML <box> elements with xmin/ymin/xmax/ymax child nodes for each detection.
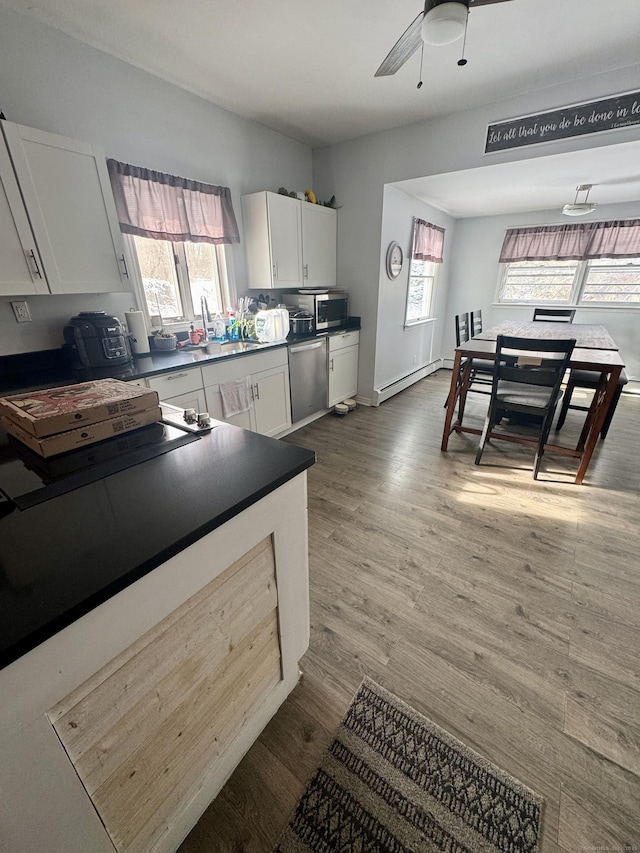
<box><xmin>562</xmin><ymin>184</ymin><xmax>597</xmax><ymax>217</ymax></box>
<box><xmin>421</xmin><ymin>0</ymin><xmax>469</xmax><ymax>46</ymax></box>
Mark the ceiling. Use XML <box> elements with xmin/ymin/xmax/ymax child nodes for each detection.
<box><xmin>6</xmin><ymin>0</ymin><xmax>640</xmax><ymax>215</ymax></box>
<box><xmin>393</xmin><ymin>140</ymin><xmax>640</xmax><ymax>217</ymax></box>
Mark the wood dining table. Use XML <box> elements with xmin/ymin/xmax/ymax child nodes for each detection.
<box><xmin>441</xmin><ymin>321</ymin><xmax>626</xmax><ymax>484</ymax></box>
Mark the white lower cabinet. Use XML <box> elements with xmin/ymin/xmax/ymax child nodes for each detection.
<box><xmin>327</xmin><ymin>330</ymin><xmax>359</xmax><ymax>407</ymax></box>
<box><xmin>146</xmin><ymin>368</ymin><xmax>206</xmax><ymax>415</ymax></box>
<box><xmin>202</xmin><ymin>347</ymin><xmax>291</xmax><ymax>438</ymax></box>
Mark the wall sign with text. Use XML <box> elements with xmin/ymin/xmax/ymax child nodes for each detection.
<box><xmin>485</xmin><ymin>91</ymin><xmax>640</xmax><ymax>153</ymax></box>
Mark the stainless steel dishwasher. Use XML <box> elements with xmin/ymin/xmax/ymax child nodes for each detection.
<box><xmin>288</xmin><ymin>338</ymin><xmax>328</xmax><ymax>422</ymax></box>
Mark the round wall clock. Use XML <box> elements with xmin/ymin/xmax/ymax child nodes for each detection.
<box><xmin>386</xmin><ymin>241</ymin><xmax>403</xmax><ymax>279</ymax></box>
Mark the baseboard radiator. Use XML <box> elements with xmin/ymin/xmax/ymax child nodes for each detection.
<box><xmin>372</xmin><ymin>359</ymin><xmax>442</xmax><ymax>406</ymax></box>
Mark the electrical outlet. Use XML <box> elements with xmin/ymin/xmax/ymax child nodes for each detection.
<box><xmin>11</xmin><ymin>300</ymin><xmax>32</xmax><ymax>323</ymax></box>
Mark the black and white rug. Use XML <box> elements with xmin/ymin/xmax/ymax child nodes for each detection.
<box><xmin>273</xmin><ymin>677</ymin><xmax>543</xmax><ymax>853</ymax></box>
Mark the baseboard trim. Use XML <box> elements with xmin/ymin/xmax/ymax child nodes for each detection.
<box><xmin>372</xmin><ymin>360</ymin><xmax>443</xmax><ymax>406</ymax></box>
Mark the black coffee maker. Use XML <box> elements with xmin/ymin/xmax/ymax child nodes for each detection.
<box><xmin>63</xmin><ymin>311</ymin><xmax>132</xmax><ymax>368</ymax></box>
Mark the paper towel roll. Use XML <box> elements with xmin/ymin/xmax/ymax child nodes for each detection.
<box><xmin>125</xmin><ymin>311</ymin><xmax>151</xmax><ymax>355</ymax></box>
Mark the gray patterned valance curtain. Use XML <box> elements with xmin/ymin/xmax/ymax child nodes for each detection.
<box><xmin>500</xmin><ymin>219</ymin><xmax>640</xmax><ymax>263</ymax></box>
<box><xmin>107</xmin><ymin>160</ymin><xmax>240</xmax><ymax>245</ymax></box>
<box><xmin>412</xmin><ymin>218</ymin><xmax>445</xmax><ymax>263</ymax></box>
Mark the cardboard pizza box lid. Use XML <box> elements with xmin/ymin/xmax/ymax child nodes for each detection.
<box><xmin>0</xmin><ymin>378</ymin><xmax>159</xmax><ymax>438</ymax></box>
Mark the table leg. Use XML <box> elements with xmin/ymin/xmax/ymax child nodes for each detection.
<box><xmin>575</xmin><ymin>365</ymin><xmax>622</xmax><ymax>485</ymax></box>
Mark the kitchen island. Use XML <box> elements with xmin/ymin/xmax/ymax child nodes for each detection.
<box><xmin>0</xmin><ymin>420</ymin><xmax>315</xmax><ymax>853</ymax></box>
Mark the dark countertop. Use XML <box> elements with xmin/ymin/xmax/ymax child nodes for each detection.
<box><xmin>0</xmin><ymin>422</ymin><xmax>315</xmax><ymax>670</ymax></box>
<box><xmin>0</xmin><ymin>319</ymin><xmax>361</xmax><ymax>396</ymax></box>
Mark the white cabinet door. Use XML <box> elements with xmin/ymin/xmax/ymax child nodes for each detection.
<box><xmin>242</xmin><ymin>191</ymin><xmax>303</xmax><ymax>290</ymax></box>
<box><xmin>1</xmin><ymin>122</ymin><xmax>128</xmax><ymax>295</ymax></box>
<box><xmin>251</xmin><ymin>364</ymin><xmax>292</xmax><ymax>437</ymax></box>
<box><xmin>0</xmin><ymin>137</ymin><xmax>48</xmax><ymax>296</ymax></box>
<box><xmin>328</xmin><ymin>346</ymin><xmax>359</xmax><ymax>407</ymax></box>
<box><xmin>205</xmin><ymin>384</ymin><xmax>253</xmax><ymax>430</ymax></box>
<box><xmin>268</xmin><ymin>192</ymin><xmax>303</xmax><ymax>288</ymax></box>
<box><xmin>301</xmin><ymin>204</ymin><xmax>336</xmax><ymax>289</ymax></box>
<box><xmin>163</xmin><ymin>389</ymin><xmax>207</xmax><ymax>413</ymax></box>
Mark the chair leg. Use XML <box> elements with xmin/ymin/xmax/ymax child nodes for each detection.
<box><xmin>533</xmin><ymin>409</ymin><xmax>557</xmax><ymax>479</ymax></box>
<box><xmin>555</xmin><ymin>376</ymin><xmax>576</xmax><ymax>431</ymax></box>
<box><xmin>475</xmin><ymin>405</ymin><xmax>496</xmax><ymax>466</ymax></box>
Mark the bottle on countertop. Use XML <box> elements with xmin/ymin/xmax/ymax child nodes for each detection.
<box><xmin>213</xmin><ymin>313</ymin><xmax>226</xmax><ymax>341</ymax></box>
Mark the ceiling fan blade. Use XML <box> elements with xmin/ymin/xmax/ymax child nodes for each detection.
<box><xmin>468</xmin><ymin>0</ymin><xmax>514</xmax><ymax>6</ymax></box>
<box><xmin>375</xmin><ymin>11</ymin><xmax>425</xmax><ymax>77</ymax></box>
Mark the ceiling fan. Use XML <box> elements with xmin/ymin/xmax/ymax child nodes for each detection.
<box><xmin>375</xmin><ymin>0</ymin><xmax>514</xmax><ymax>78</ymax></box>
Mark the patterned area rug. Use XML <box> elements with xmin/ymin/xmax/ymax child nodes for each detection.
<box><xmin>273</xmin><ymin>678</ymin><xmax>543</xmax><ymax>853</ymax></box>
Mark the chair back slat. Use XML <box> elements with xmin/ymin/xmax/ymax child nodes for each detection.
<box><xmin>455</xmin><ymin>312</ymin><xmax>470</xmax><ymax>346</ymax></box>
<box><xmin>470</xmin><ymin>309</ymin><xmax>483</xmax><ymax>336</ymax></box>
<box><xmin>532</xmin><ymin>307</ymin><xmax>576</xmax><ymax>322</ymax></box>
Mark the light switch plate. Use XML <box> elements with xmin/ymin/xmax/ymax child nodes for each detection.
<box><xmin>11</xmin><ymin>301</ymin><xmax>32</xmax><ymax>323</ymax></box>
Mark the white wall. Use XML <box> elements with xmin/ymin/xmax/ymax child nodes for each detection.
<box><xmin>0</xmin><ymin>8</ymin><xmax>312</xmax><ymax>355</ymax></box>
<box><xmin>373</xmin><ymin>186</ymin><xmax>455</xmax><ymax>397</ymax></box>
<box><xmin>445</xmin><ymin>202</ymin><xmax>640</xmax><ymax>378</ymax></box>
<box><xmin>313</xmin><ymin>64</ymin><xmax>640</xmax><ymax>399</ymax></box>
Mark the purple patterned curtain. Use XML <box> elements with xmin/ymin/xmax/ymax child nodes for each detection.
<box><xmin>107</xmin><ymin>160</ymin><xmax>240</xmax><ymax>244</ymax></box>
<box><xmin>412</xmin><ymin>218</ymin><xmax>445</xmax><ymax>263</ymax></box>
<box><xmin>500</xmin><ymin>220</ymin><xmax>640</xmax><ymax>263</ymax></box>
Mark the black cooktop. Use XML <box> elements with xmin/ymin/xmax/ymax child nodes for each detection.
<box><xmin>0</xmin><ymin>422</ymin><xmax>200</xmax><ymax>511</ymax></box>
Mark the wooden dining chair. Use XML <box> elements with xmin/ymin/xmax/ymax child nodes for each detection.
<box><xmin>445</xmin><ymin>313</ymin><xmax>492</xmax><ymax>407</ymax></box>
<box><xmin>470</xmin><ymin>309</ymin><xmax>483</xmax><ymax>336</ymax></box>
<box><xmin>532</xmin><ymin>307</ymin><xmax>576</xmax><ymax>322</ymax></box>
<box><xmin>455</xmin><ymin>312</ymin><xmax>470</xmax><ymax>346</ymax></box>
<box><xmin>475</xmin><ymin>334</ymin><xmax>576</xmax><ymax>479</ymax></box>
<box><xmin>555</xmin><ymin>368</ymin><xmax>628</xmax><ymax>439</ymax></box>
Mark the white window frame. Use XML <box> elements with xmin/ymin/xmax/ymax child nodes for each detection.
<box><xmin>404</xmin><ymin>259</ymin><xmax>440</xmax><ymax>327</ymax></box>
<box><xmin>496</xmin><ymin>257</ymin><xmax>640</xmax><ymax>308</ymax></box>
<box><xmin>125</xmin><ymin>234</ymin><xmax>236</xmax><ymax>332</ymax></box>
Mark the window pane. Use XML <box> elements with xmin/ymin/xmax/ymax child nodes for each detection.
<box><xmin>184</xmin><ymin>243</ymin><xmax>223</xmax><ymax>316</ymax></box>
<box><xmin>499</xmin><ymin>261</ymin><xmax>577</xmax><ymax>302</ymax></box>
<box><xmin>582</xmin><ymin>257</ymin><xmax>640</xmax><ymax>303</ymax></box>
<box><xmin>406</xmin><ymin>277</ymin><xmax>433</xmax><ymax>322</ymax></box>
<box><xmin>133</xmin><ymin>236</ymin><xmax>183</xmax><ymax>322</ymax></box>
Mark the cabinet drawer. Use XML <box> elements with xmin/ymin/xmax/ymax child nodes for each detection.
<box><xmin>147</xmin><ymin>368</ymin><xmax>203</xmax><ymax>399</ymax></box>
<box><xmin>328</xmin><ymin>330</ymin><xmax>359</xmax><ymax>352</ymax></box>
<box><xmin>201</xmin><ymin>347</ymin><xmax>288</xmax><ymax>388</ymax></box>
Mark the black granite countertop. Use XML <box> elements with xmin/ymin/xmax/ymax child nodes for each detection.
<box><xmin>0</xmin><ymin>319</ymin><xmax>361</xmax><ymax>396</ymax></box>
<box><xmin>0</xmin><ymin>422</ymin><xmax>315</xmax><ymax>670</ymax></box>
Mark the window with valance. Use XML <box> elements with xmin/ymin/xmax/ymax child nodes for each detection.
<box><xmin>497</xmin><ymin>220</ymin><xmax>640</xmax><ymax>306</ymax></box>
<box><xmin>405</xmin><ymin>218</ymin><xmax>445</xmax><ymax>325</ymax></box>
<box><xmin>107</xmin><ymin>160</ymin><xmax>240</xmax><ymax>325</ymax></box>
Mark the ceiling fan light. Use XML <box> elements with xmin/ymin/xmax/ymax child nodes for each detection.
<box><xmin>421</xmin><ymin>2</ymin><xmax>468</xmax><ymax>46</ymax></box>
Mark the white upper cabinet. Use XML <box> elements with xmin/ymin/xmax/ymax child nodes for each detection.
<box><xmin>1</xmin><ymin>121</ymin><xmax>128</xmax><ymax>295</ymax></box>
<box><xmin>301</xmin><ymin>203</ymin><xmax>337</xmax><ymax>289</ymax></box>
<box><xmin>242</xmin><ymin>191</ymin><xmax>303</xmax><ymax>290</ymax></box>
<box><xmin>242</xmin><ymin>191</ymin><xmax>336</xmax><ymax>290</ymax></box>
<box><xmin>0</xmin><ymin>135</ymin><xmax>48</xmax><ymax>296</ymax></box>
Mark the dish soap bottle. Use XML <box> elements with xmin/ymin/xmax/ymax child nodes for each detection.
<box><xmin>213</xmin><ymin>313</ymin><xmax>226</xmax><ymax>341</ymax></box>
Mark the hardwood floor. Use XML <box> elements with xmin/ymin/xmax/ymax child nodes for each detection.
<box><xmin>178</xmin><ymin>371</ymin><xmax>640</xmax><ymax>853</ymax></box>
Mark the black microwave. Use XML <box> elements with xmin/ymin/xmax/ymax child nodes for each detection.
<box><xmin>286</xmin><ymin>291</ymin><xmax>348</xmax><ymax>330</ymax></box>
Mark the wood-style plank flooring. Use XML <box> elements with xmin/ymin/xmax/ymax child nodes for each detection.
<box><xmin>179</xmin><ymin>371</ymin><xmax>640</xmax><ymax>853</ymax></box>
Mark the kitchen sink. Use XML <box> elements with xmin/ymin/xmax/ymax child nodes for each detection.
<box><xmin>219</xmin><ymin>340</ymin><xmax>264</xmax><ymax>352</ymax></box>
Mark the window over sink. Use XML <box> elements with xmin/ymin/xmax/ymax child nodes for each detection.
<box><xmin>129</xmin><ymin>235</ymin><xmax>235</xmax><ymax>326</ymax></box>
<box><xmin>107</xmin><ymin>159</ymin><xmax>239</xmax><ymax>329</ymax></box>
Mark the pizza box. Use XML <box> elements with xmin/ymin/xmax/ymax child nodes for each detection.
<box><xmin>1</xmin><ymin>406</ymin><xmax>162</xmax><ymax>458</ymax></box>
<box><xmin>0</xmin><ymin>378</ymin><xmax>159</xmax><ymax>438</ymax></box>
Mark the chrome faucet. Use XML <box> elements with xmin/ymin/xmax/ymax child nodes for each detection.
<box><xmin>200</xmin><ymin>295</ymin><xmax>211</xmax><ymax>341</ymax></box>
